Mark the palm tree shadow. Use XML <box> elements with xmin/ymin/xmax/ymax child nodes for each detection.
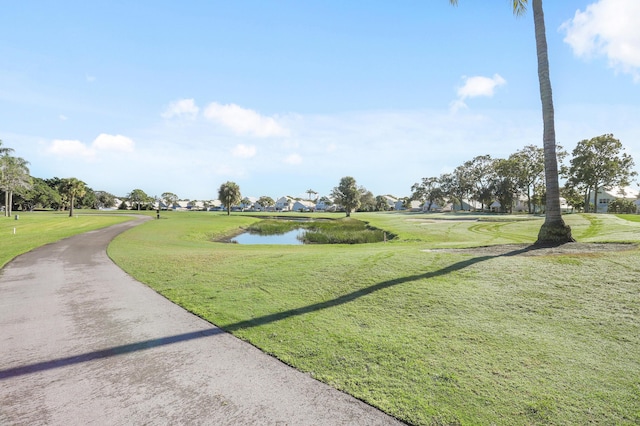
<box><xmin>223</xmin><ymin>244</ymin><xmax>541</xmax><ymax>332</ymax></box>
<box><xmin>0</xmin><ymin>245</ymin><xmax>541</xmax><ymax>380</ymax></box>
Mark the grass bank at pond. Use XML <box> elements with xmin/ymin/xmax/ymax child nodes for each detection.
<box><xmin>108</xmin><ymin>211</ymin><xmax>640</xmax><ymax>425</ymax></box>
<box><xmin>244</xmin><ymin>217</ymin><xmax>394</xmax><ymax>244</ymax></box>
<box><xmin>0</xmin><ymin>211</ymin><xmax>134</xmax><ymax>268</ymax></box>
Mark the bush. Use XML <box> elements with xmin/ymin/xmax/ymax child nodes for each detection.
<box><xmin>608</xmin><ymin>199</ymin><xmax>636</xmax><ymax>214</ymax></box>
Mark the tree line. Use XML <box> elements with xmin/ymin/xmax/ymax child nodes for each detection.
<box><xmin>410</xmin><ymin>134</ymin><xmax>636</xmax><ymax>214</ymax></box>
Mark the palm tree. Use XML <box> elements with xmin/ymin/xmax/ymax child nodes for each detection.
<box><xmin>0</xmin><ymin>140</ymin><xmax>14</xmax><ymax>156</ymax></box>
<box><xmin>450</xmin><ymin>0</ymin><xmax>573</xmax><ymax>244</ymax></box>
<box><xmin>1</xmin><ymin>155</ymin><xmax>31</xmax><ymax>217</ymax></box>
<box><xmin>218</xmin><ymin>181</ymin><xmax>241</xmax><ymax>215</ymax></box>
<box><xmin>61</xmin><ymin>178</ymin><xmax>87</xmax><ymax>217</ymax></box>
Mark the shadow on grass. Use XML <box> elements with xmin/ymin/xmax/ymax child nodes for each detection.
<box><xmin>0</xmin><ymin>245</ymin><xmax>541</xmax><ymax>379</ymax></box>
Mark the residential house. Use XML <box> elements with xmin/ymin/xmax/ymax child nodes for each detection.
<box><xmin>292</xmin><ymin>200</ymin><xmax>316</xmax><ymax>212</ymax></box>
<box><xmin>589</xmin><ymin>186</ymin><xmax>640</xmax><ymax>213</ymax></box>
<box><xmin>275</xmin><ymin>196</ymin><xmax>295</xmax><ymax>212</ymax></box>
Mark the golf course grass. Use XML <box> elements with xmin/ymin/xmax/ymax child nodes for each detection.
<box><xmin>106</xmin><ymin>211</ymin><xmax>640</xmax><ymax>425</ymax></box>
<box><xmin>0</xmin><ymin>211</ymin><xmax>134</xmax><ymax>268</ymax></box>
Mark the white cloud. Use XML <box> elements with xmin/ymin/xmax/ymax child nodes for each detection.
<box><xmin>203</xmin><ymin>102</ymin><xmax>290</xmax><ymax>137</ymax></box>
<box><xmin>93</xmin><ymin>133</ymin><xmax>135</xmax><ymax>152</ymax></box>
<box><xmin>561</xmin><ymin>0</ymin><xmax>640</xmax><ymax>82</ymax></box>
<box><xmin>232</xmin><ymin>144</ymin><xmax>257</xmax><ymax>158</ymax></box>
<box><xmin>161</xmin><ymin>98</ymin><xmax>200</xmax><ymax>120</ymax></box>
<box><xmin>48</xmin><ymin>139</ymin><xmax>95</xmax><ymax>160</ymax></box>
<box><xmin>59</xmin><ymin>114</ymin><xmax>68</xmax><ymax>121</ymax></box>
<box><xmin>457</xmin><ymin>74</ymin><xmax>507</xmax><ymax>99</ymax></box>
<box><xmin>47</xmin><ymin>134</ymin><xmax>134</xmax><ymax>161</ymax></box>
<box><xmin>450</xmin><ymin>74</ymin><xmax>507</xmax><ymax>112</ymax></box>
<box><xmin>283</xmin><ymin>153</ymin><xmax>302</xmax><ymax>165</ymax></box>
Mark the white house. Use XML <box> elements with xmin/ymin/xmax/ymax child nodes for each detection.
<box><xmin>292</xmin><ymin>200</ymin><xmax>316</xmax><ymax>212</ymax></box>
<box><xmin>275</xmin><ymin>196</ymin><xmax>295</xmax><ymax>211</ymax></box>
<box><xmin>590</xmin><ymin>186</ymin><xmax>639</xmax><ymax>213</ymax></box>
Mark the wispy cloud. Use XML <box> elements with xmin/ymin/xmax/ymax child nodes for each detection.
<box><xmin>203</xmin><ymin>102</ymin><xmax>290</xmax><ymax>138</ymax></box>
<box><xmin>161</xmin><ymin>98</ymin><xmax>200</xmax><ymax>120</ymax></box>
<box><xmin>450</xmin><ymin>74</ymin><xmax>507</xmax><ymax>112</ymax></box>
<box><xmin>232</xmin><ymin>144</ymin><xmax>257</xmax><ymax>158</ymax></box>
<box><xmin>561</xmin><ymin>0</ymin><xmax>640</xmax><ymax>82</ymax></box>
<box><xmin>283</xmin><ymin>153</ymin><xmax>302</xmax><ymax>165</ymax></box>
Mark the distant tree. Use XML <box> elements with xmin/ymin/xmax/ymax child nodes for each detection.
<box><xmin>257</xmin><ymin>196</ymin><xmax>275</xmax><ymax>211</ymax></box>
<box><xmin>128</xmin><ymin>188</ymin><xmax>150</xmax><ymax>211</ymax></box>
<box><xmin>18</xmin><ymin>177</ymin><xmax>61</xmax><ymax>210</ymax></box>
<box><xmin>306</xmin><ymin>189</ymin><xmax>318</xmax><ymax>200</ymax></box>
<box><xmin>492</xmin><ymin>158</ymin><xmax>519</xmax><ymax>213</ymax></box>
<box><xmin>374</xmin><ymin>195</ymin><xmax>389</xmax><ymax>212</ymax></box>
<box><xmin>1</xmin><ymin>155</ymin><xmax>32</xmax><ymax>217</ymax></box>
<box><xmin>331</xmin><ymin>176</ymin><xmax>361</xmax><ymax>217</ymax></box>
<box><xmin>568</xmin><ymin>134</ymin><xmax>636</xmax><ymax>213</ymax></box>
<box><xmin>241</xmin><ymin>197</ymin><xmax>252</xmax><ymax>211</ymax></box>
<box><xmin>465</xmin><ymin>155</ymin><xmax>496</xmax><ymax>210</ymax></box>
<box><xmin>411</xmin><ymin>176</ymin><xmax>444</xmax><ymax>212</ymax></box>
<box><xmin>560</xmin><ymin>185</ymin><xmax>584</xmax><ymax>213</ymax></box>
<box><xmin>358</xmin><ymin>188</ymin><xmax>376</xmax><ymax>212</ymax></box>
<box><xmin>509</xmin><ymin>145</ymin><xmax>545</xmax><ymax>213</ymax></box>
<box><xmin>94</xmin><ymin>191</ymin><xmax>117</xmax><ymax>209</ymax></box>
<box><xmin>60</xmin><ymin>178</ymin><xmax>87</xmax><ymax>217</ymax></box>
<box><xmin>218</xmin><ymin>181</ymin><xmax>241</xmax><ymax>215</ymax></box>
<box><xmin>608</xmin><ymin>198</ymin><xmax>636</xmax><ymax>214</ymax></box>
<box><xmin>161</xmin><ymin>192</ymin><xmax>179</xmax><ymax>210</ymax></box>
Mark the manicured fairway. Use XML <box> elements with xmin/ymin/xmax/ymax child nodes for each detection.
<box><xmin>107</xmin><ymin>212</ymin><xmax>640</xmax><ymax>425</ymax></box>
<box><xmin>0</xmin><ymin>211</ymin><xmax>134</xmax><ymax>268</ymax></box>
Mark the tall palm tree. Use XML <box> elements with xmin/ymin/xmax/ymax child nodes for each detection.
<box><xmin>61</xmin><ymin>178</ymin><xmax>87</xmax><ymax>217</ymax></box>
<box><xmin>0</xmin><ymin>155</ymin><xmax>31</xmax><ymax>217</ymax></box>
<box><xmin>450</xmin><ymin>0</ymin><xmax>573</xmax><ymax>244</ymax></box>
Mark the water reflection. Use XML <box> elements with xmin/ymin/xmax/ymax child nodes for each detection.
<box><xmin>232</xmin><ymin>228</ymin><xmax>307</xmax><ymax>245</ymax></box>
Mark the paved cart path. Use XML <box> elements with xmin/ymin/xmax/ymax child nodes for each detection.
<box><xmin>0</xmin><ymin>218</ymin><xmax>403</xmax><ymax>425</ymax></box>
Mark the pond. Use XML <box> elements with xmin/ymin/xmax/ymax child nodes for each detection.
<box><xmin>231</xmin><ymin>228</ymin><xmax>308</xmax><ymax>245</ymax></box>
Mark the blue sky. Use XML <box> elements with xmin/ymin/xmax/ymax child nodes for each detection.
<box><xmin>2</xmin><ymin>0</ymin><xmax>639</xmax><ymax>201</ymax></box>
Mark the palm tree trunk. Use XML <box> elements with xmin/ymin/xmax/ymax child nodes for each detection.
<box><xmin>533</xmin><ymin>0</ymin><xmax>574</xmax><ymax>245</ymax></box>
<box><xmin>69</xmin><ymin>195</ymin><xmax>74</xmax><ymax>217</ymax></box>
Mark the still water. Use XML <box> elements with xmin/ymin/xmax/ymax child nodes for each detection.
<box><xmin>232</xmin><ymin>228</ymin><xmax>307</xmax><ymax>245</ymax></box>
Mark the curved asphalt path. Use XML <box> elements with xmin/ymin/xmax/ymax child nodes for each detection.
<box><xmin>0</xmin><ymin>217</ymin><xmax>403</xmax><ymax>425</ymax></box>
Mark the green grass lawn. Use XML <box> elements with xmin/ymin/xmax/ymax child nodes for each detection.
<box><xmin>0</xmin><ymin>211</ymin><xmax>134</xmax><ymax>268</ymax></box>
<box><xmin>6</xmin><ymin>210</ymin><xmax>638</xmax><ymax>424</ymax></box>
<box><xmin>107</xmin><ymin>211</ymin><xmax>640</xmax><ymax>425</ymax></box>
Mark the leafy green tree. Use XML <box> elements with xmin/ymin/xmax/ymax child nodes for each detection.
<box><xmin>450</xmin><ymin>0</ymin><xmax>573</xmax><ymax>244</ymax></box>
<box><xmin>128</xmin><ymin>188</ymin><xmax>150</xmax><ymax>211</ymax></box>
<box><xmin>374</xmin><ymin>195</ymin><xmax>389</xmax><ymax>211</ymax></box>
<box><xmin>465</xmin><ymin>155</ymin><xmax>495</xmax><ymax>210</ymax></box>
<box><xmin>18</xmin><ymin>177</ymin><xmax>61</xmax><ymax>210</ymax></box>
<box><xmin>568</xmin><ymin>134</ymin><xmax>636</xmax><ymax>213</ymax></box>
<box><xmin>60</xmin><ymin>178</ymin><xmax>87</xmax><ymax>217</ymax></box>
<box><xmin>358</xmin><ymin>188</ymin><xmax>376</xmax><ymax>212</ymax></box>
<box><xmin>411</xmin><ymin>177</ymin><xmax>444</xmax><ymax>212</ymax></box>
<box><xmin>161</xmin><ymin>192</ymin><xmax>178</xmax><ymax>210</ymax></box>
<box><xmin>492</xmin><ymin>158</ymin><xmax>519</xmax><ymax>213</ymax></box>
<box><xmin>1</xmin><ymin>155</ymin><xmax>32</xmax><ymax>217</ymax></box>
<box><xmin>608</xmin><ymin>198</ymin><xmax>636</xmax><ymax>214</ymax></box>
<box><xmin>331</xmin><ymin>176</ymin><xmax>361</xmax><ymax>217</ymax></box>
<box><xmin>94</xmin><ymin>191</ymin><xmax>117</xmax><ymax>209</ymax></box>
<box><xmin>560</xmin><ymin>185</ymin><xmax>584</xmax><ymax>213</ymax></box>
<box><xmin>218</xmin><ymin>181</ymin><xmax>241</xmax><ymax>215</ymax></box>
<box><xmin>257</xmin><ymin>196</ymin><xmax>275</xmax><ymax>211</ymax></box>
